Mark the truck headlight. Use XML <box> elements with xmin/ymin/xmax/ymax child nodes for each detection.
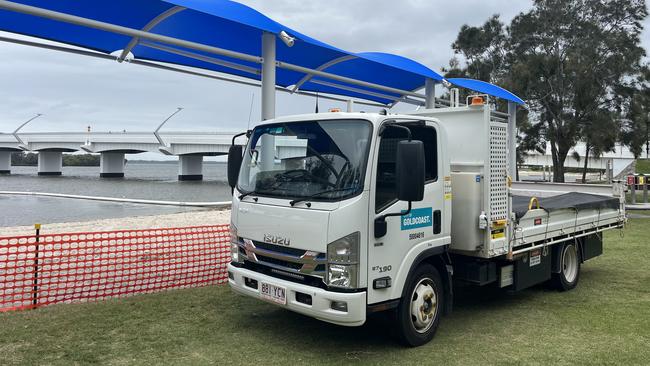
<box><xmin>230</xmin><ymin>224</ymin><xmax>242</xmax><ymax>263</ymax></box>
<box><xmin>326</xmin><ymin>232</ymin><xmax>360</xmax><ymax>289</ymax></box>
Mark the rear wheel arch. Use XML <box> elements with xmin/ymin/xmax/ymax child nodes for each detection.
<box><xmin>550</xmin><ymin>241</ymin><xmax>581</xmax><ymax>291</ymax></box>
<box><xmin>552</xmin><ymin>238</ymin><xmax>585</xmax><ymax>274</ymax></box>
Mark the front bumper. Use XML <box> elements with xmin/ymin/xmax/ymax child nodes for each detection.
<box><xmin>227</xmin><ymin>264</ymin><xmax>366</xmax><ymax>327</ymax></box>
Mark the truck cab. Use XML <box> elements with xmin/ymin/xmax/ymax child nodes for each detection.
<box><xmin>227</xmin><ymin>111</ymin><xmax>451</xmax><ymax>343</ymax></box>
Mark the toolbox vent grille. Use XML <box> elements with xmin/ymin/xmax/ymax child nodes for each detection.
<box><xmin>489</xmin><ymin>124</ymin><xmax>508</xmax><ymax>221</ymax></box>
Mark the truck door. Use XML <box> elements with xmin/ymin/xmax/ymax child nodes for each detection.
<box><xmin>367</xmin><ymin>122</ymin><xmax>445</xmax><ymax>305</ymax></box>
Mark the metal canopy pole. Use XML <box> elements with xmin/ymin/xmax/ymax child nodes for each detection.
<box><xmin>310</xmin><ymin>79</ymin><xmax>424</xmax><ymax>106</ymax></box>
<box><xmin>260</xmin><ymin>32</ymin><xmax>276</xmax><ymax>171</ymax></box>
<box><xmin>139</xmin><ymin>41</ymin><xmax>260</xmax><ymax>75</ymax></box>
<box><xmin>425</xmin><ymin>78</ymin><xmax>436</xmax><ymax>109</ymax></box>
<box><xmin>261</xmin><ymin>32</ymin><xmax>276</xmax><ymax>121</ymax></box>
<box><xmin>346</xmin><ymin>100</ymin><xmax>354</xmax><ymax>113</ymax></box>
<box><xmin>508</xmin><ymin>102</ymin><xmax>517</xmax><ymax>180</ymax></box>
<box><xmin>276</xmin><ymin>61</ymin><xmax>426</xmax><ymax>100</ymax></box>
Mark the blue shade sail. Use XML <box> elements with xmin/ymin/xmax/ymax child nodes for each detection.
<box><xmin>0</xmin><ymin>0</ymin><xmax>522</xmax><ymax>105</ymax></box>
<box><xmin>446</xmin><ymin>78</ymin><xmax>525</xmax><ymax>105</ymax></box>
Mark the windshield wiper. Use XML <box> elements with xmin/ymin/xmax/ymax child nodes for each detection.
<box><xmin>238</xmin><ymin>190</ymin><xmax>259</xmax><ymax>201</ymax></box>
<box><xmin>289</xmin><ymin>187</ymin><xmax>359</xmax><ymax>207</ymax></box>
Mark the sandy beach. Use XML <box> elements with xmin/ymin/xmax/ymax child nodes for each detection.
<box><xmin>1</xmin><ymin>208</ymin><xmax>232</xmax><ymax>237</ymax></box>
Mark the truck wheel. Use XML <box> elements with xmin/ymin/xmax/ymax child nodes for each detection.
<box><xmin>395</xmin><ymin>264</ymin><xmax>443</xmax><ymax>347</ymax></box>
<box><xmin>551</xmin><ymin>243</ymin><xmax>581</xmax><ymax>291</ymax></box>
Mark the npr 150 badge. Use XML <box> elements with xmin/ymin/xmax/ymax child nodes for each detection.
<box><xmin>401</xmin><ymin>207</ymin><xmax>433</xmax><ymax>230</ymax></box>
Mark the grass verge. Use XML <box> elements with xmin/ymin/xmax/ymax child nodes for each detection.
<box><xmin>1</xmin><ymin>220</ymin><xmax>649</xmax><ymax>365</ymax></box>
<box><xmin>637</xmin><ymin>159</ymin><xmax>650</xmax><ymax>174</ymax></box>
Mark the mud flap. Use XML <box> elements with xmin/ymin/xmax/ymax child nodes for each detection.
<box><xmin>514</xmin><ymin>248</ymin><xmax>551</xmax><ymax>291</ymax></box>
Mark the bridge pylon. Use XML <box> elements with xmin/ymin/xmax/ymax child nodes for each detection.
<box><xmin>100</xmin><ymin>152</ymin><xmax>125</xmax><ymax>178</ymax></box>
<box><xmin>178</xmin><ymin>155</ymin><xmax>203</xmax><ymax>181</ymax></box>
<box><xmin>37</xmin><ymin>151</ymin><xmax>63</xmax><ymax>176</ymax></box>
<box><xmin>0</xmin><ymin>151</ymin><xmax>11</xmax><ymax>174</ymax></box>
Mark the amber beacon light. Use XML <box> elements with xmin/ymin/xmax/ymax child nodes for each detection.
<box><xmin>470</xmin><ymin>96</ymin><xmax>485</xmax><ymax>106</ymax></box>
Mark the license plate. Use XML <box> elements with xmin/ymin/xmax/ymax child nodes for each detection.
<box><xmin>260</xmin><ymin>282</ymin><xmax>286</xmax><ymax>305</ymax></box>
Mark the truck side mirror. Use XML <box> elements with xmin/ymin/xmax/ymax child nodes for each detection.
<box><xmin>374</xmin><ymin>140</ymin><xmax>426</xmax><ymax>238</ymax></box>
<box><xmin>396</xmin><ymin>140</ymin><xmax>425</xmax><ymax>202</ymax></box>
<box><xmin>227</xmin><ymin>145</ymin><xmax>243</xmax><ymax>189</ymax></box>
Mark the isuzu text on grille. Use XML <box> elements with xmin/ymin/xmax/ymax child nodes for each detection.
<box><xmin>263</xmin><ymin>234</ymin><xmax>291</xmax><ymax>246</ymax></box>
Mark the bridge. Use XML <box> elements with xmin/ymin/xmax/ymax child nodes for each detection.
<box><xmin>1</xmin><ymin>129</ymin><xmax>640</xmax><ymax>181</ymax></box>
<box><xmin>0</xmin><ymin>131</ymin><xmax>247</xmax><ymax>180</ymax></box>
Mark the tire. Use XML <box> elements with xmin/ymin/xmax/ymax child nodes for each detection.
<box><xmin>394</xmin><ymin>264</ymin><xmax>443</xmax><ymax>347</ymax></box>
<box><xmin>551</xmin><ymin>242</ymin><xmax>581</xmax><ymax>291</ymax></box>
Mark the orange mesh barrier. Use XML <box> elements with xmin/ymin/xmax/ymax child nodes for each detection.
<box><xmin>0</xmin><ymin>225</ymin><xmax>230</xmax><ymax>312</ymax></box>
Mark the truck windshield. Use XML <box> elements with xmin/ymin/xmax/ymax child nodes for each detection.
<box><xmin>237</xmin><ymin>119</ymin><xmax>372</xmax><ymax>201</ymax></box>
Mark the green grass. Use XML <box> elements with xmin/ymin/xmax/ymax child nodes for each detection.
<box><xmin>2</xmin><ymin>221</ymin><xmax>650</xmax><ymax>365</ymax></box>
<box><xmin>626</xmin><ymin>191</ymin><xmax>650</xmax><ymax>204</ymax></box>
<box><xmin>637</xmin><ymin>159</ymin><xmax>650</xmax><ymax>174</ymax></box>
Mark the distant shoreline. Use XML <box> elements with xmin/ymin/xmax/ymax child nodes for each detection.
<box><xmin>126</xmin><ymin>160</ymin><xmax>226</xmax><ymax>164</ymax></box>
<box><xmin>0</xmin><ymin>209</ymin><xmax>231</xmax><ymax>236</ymax></box>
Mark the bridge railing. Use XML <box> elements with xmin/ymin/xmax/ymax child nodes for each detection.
<box><xmin>0</xmin><ymin>225</ymin><xmax>230</xmax><ymax>312</ymax></box>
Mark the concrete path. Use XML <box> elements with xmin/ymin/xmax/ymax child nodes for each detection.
<box><xmin>627</xmin><ymin>203</ymin><xmax>650</xmax><ymax>210</ymax></box>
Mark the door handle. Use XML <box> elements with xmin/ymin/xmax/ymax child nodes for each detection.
<box><xmin>433</xmin><ymin>210</ymin><xmax>441</xmax><ymax>234</ymax></box>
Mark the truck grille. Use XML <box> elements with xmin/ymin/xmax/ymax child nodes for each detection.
<box><xmin>237</xmin><ymin>238</ymin><xmax>327</xmax><ymax>278</ymax></box>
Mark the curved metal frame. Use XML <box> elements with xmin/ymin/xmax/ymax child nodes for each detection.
<box><xmin>291</xmin><ymin>55</ymin><xmax>357</xmax><ymax>93</ymax></box>
<box><xmin>117</xmin><ymin>6</ymin><xmax>186</xmax><ymax>62</ymax></box>
<box><xmin>139</xmin><ymin>41</ymin><xmax>260</xmax><ymax>76</ymax></box>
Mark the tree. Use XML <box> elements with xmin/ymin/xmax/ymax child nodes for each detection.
<box><xmin>576</xmin><ymin>111</ymin><xmax>618</xmax><ymax>182</ymax></box>
<box><xmin>10</xmin><ymin>152</ymin><xmax>100</xmax><ymax>166</ymax></box>
<box><xmin>622</xmin><ymin>67</ymin><xmax>650</xmax><ymax>159</ymax></box>
<box><xmin>447</xmin><ymin>0</ymin><xmax>647</xmax><ymax>182</ymax></box>
<box><xmin>11</xmin><ymin>152</ymin><xmax>38</xmax><ymax>165</ymax></box>
<box><xmin>449</xmin><ymin>15</ymin><xmax>507</xmax><ymax>83</ymax></box>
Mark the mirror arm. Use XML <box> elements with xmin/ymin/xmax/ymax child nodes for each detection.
<box><xmin>377</xmin><ymin>201</ymin><xmax>412</xmax><ymax>222</ymax></box>
<box><xmin>231</xmin><ymin>130</ymin><xmax>251</xmax><ymax>146</ymax></box>
<box><xmin>374</xmin><ymin>201</ymin><xmax>412</xmax><ymax>238</ymax></box>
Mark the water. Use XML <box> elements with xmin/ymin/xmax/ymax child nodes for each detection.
<box><xmin>0</xmin><ymin>162</ymin><xmax>232</xmax><ymax>227</ymax></box>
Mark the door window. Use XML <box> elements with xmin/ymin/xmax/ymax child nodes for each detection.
<box><xmin>375</xmin><ymin>125</ymin><xmax>437</xmax><ymax>212</ymax></box>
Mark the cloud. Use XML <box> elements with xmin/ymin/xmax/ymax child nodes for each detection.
<box><xmin>242</xmin><ymin>0</ymin><xmax>532</xmax><ymax>69</ymax></box>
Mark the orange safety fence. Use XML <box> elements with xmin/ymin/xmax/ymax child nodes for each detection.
<box><xmin>0</xmin><ymin>225</ymin><xmax>231</xmax><ymax>312</ymax></box>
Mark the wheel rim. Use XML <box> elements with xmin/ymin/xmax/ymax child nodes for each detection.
<box><xmin>562</xmin><ymin>245</ymin><xmax>578</xmax><ymax>283</ymax></box>
<box><xmin>410</xmin><ymin>278</ymin><xmax>438</xmax><ymax>334</ymax></box>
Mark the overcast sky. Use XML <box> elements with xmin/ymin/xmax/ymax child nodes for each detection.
<box><xmin>0</xmin><ymin>0</ymin><xmax>648</xmax><ymax>159</ymax></box>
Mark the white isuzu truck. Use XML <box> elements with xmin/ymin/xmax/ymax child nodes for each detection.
<box><xmin>226</xmin><ymin>98</ymin><xmax>626</xmax><ymax>346</ymax></box>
